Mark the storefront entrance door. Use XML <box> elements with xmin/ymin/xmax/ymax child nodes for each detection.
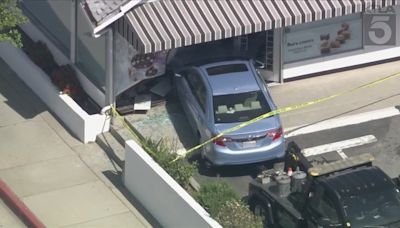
<box><xmin>246</xmin><ymin>30</ymin><xmax>281</xmax><ymax>84</ymax></box>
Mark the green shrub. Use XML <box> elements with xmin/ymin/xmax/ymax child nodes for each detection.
<box><xmin>142</xmin><ymin>138</ymin><xmax>196</xmax><ymax>189</ymax></box>
<box><xmin>195</xmin><ymin>181</ymin><xmax>239</xmax><ymax>217</ymax></box>
<box><xmin>216</xmin><ymin>200</ymin><xmax>264</xmax><ymax>228</ymax></box>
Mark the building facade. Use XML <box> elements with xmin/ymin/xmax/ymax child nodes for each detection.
<box><xmin>21</xmin><ymin>0</ymin><xmax>400</xmax><ymax>109</ymax></box>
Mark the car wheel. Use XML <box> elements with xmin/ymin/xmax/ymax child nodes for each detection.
<box><xmin>197</xmin><ymin>131</ymin><xmax>207</xmax><ymax>160</ymax></box>
<box><xmin>197</xmin><ymin>132</ymin><xmax>220</xmax><ymax>175</ymax></box>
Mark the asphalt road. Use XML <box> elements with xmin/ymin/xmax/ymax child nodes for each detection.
<box><xmin>193</xmin><ymin>115</ymin><xmax>400</xmax><ymax>197</ymax></box>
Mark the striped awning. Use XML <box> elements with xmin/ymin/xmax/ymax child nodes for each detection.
<box><xmin>116</xmin><ymin>0</ymin><xmax>399</xmax><ymax>53</ymax></box>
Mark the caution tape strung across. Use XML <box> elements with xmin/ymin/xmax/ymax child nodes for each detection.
<box><xmin>112</xmin><ymin>71</ymin><xmax>400</xmax><ymax>161</ymax></box>
<box><xmin>111</xmin><ymin>105</ymin><xmax>158</xmax><ymax>158</ymax></box>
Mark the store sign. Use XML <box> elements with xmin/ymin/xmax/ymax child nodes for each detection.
<box><xmin>114</xmin><ymin>33</ymin><xmax>168</xmax><ymax>95</ymax></box>
<box><xmin>284</xmin><ymin>16</ymin><xmax>362</xmax><ymax>63</ymax></box>
<box><xmin>364</xmin><ymin>6</ymin><xmax>396</xmax><ymax>46</ymax></box>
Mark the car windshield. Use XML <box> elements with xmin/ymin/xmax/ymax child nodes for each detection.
<box><xmin>342</xmin><ymin>188</ymin><xmax>400</xmax><ymax>227</ymax></box>
<box><xmin>213</xmin><ymin>91</ymin><xmax>270</xmax><ymax>123</ymax></box>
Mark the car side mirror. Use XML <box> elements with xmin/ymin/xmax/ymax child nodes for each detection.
<box><xmin>174</xmin><ymin>73</ymin><xmax>182</xmax><ymax>78</ymax></box>
<box><xmin>254</xmin><ymin>60</ymin><xmax>266</xmax><ymax>69</ymax></box>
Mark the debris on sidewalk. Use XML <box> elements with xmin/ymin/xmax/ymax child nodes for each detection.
<box><xmin>116</xmin><ymin>76</ymin><xmax>173</xmax><ymax>115</ymax></box>
<box><xmin>116</xmin><ymin>99</ymin><xmax>134</xmax><ymax>115</ymax></box>
<box><xmin>134</xmin><ymin>94</ymin><xmax>152</xmax><ymax>111</ymax></box>
<box><xmin>150</xmin><ymin>77</ymin><xmax>172</xmax><ymax>97</ymax></box>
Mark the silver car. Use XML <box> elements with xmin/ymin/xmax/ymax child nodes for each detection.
<box><xmin>174</xmin><ymin>59</ymin><xmax>285</xmax><ymax>166</ymax></box>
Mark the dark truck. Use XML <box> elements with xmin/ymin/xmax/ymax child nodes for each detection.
<box><xmin>248</xmin><ymin>142</ymin><xmax>400</xmax><ymax>228</ymax></box>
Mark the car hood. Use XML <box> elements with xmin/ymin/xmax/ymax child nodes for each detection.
<box><xmin>214</xmin><ymin>115</ymin><xmax>281</xmax><ymax>138</ymax></box>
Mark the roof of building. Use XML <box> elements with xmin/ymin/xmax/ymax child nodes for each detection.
<box><xmin>84</xmin><ymin>0</ymin><xmax>130</xmax><ymax>26</ymax></box>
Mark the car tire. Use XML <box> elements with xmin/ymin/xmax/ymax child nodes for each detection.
<box><xmin>197</xmin><ymin>132</ymin><xmax>221</xmax><ymax>176</ymax></box>
<box><xmin>197</xmin><ymin>132</ymin><xmax>207</xmax><ymax>160</ymax></box>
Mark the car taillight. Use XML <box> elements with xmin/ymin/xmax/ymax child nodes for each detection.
<box><xmin>213</xmin><ymin>136</ymin><xmax>231</xmax><ymax>147</ymax></box>
<box><xmin>266</xmin><ymin>127</ymin><xmax>283</xmax><ymax>141</ymax></box>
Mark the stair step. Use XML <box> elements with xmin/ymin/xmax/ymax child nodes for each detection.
<box><xmin>96</xmin><ymin>132</ymin><xmax>125</xmax><ymax>168</ymax></box>
<box><xmin>110</xmin><ymin>127</ymin><xmax>131</xmax><ymax>147</ymax></box>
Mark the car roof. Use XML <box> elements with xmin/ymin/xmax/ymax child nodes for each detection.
<box><xmin>321</xmin><ymin>166</ymin><xmax>395</xmax><ymax>198</ymax></box>
<box><xmin>197</xmin><ymin>60</ymin><xmax>261</xmax><ymax>96</ymax></box>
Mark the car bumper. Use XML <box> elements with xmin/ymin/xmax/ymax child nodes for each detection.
<box><xmin>205</xmin><ymin>137</ymin><xmax>285</xmax><ymax>166</ymax></box>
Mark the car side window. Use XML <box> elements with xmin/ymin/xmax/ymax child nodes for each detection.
<box><xmin>185</xmin><ymin>70</ymin><xmax>207</xmax><ymax>112</ymax></box>
<box><xmin>308</xmin><ymin>186</ymin><xmax>340</xmax><ymax>224</ymax></box>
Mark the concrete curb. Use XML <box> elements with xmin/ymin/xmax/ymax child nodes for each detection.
<box><xmin>0</xmin><ymin>179</ymin><xmax>45</xmax><ymax>228</ymax></box>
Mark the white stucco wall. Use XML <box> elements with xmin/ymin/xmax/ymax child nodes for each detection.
<box><xmin>123</xmin><ymin>140</ymin><xmax>221</xmax><ymax>228</ymax></box>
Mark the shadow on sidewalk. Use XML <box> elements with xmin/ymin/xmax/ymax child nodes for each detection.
<box><xmin>102</xmin><ymin>170</ymin><xmax>162</xmax><ymax>228</ymax></box>
<box><xmin>0</xmin><ymin>58</ymin><xmax>47</xmax><ymax>119</ymax></box>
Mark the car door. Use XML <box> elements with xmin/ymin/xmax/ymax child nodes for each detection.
<box><xmin>305</xmin><ymin>186</ymin><xmax>343</xmax><ymax>228</ymax></box>
<box><xmin>175</xmin><ymin>70</ymin><xmax>197</xmax><ymax>131</ymax></box>
<box><xmin>178</xmin><ymin>69</ymin><xmax>209</xmax><ymax>139</ymax></box>
<box><xmin>185</xmin><ymin>69</ymin><xmax>210</xmax><ymax>139</ymax></box>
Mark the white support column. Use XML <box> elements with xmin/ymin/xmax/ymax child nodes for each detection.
<box><xmin>105</xmin><ymin>28</ymin><xmax>115</xmax><ymax>106</ymax></box>
<box><xmin>70</xmin><ymin>0</ymin><xmax>77</xmax><ymax>63</ymax></box>
<box><xmin>272</xmin><ymin>28</ymin><xmax>284</xmax><ymax>83</ymax></box>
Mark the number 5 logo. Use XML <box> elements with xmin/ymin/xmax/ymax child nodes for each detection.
<box><xmin>368</xmin><ymin>16</ymin><xmax>392</xmax><ymax>45</ymax></box>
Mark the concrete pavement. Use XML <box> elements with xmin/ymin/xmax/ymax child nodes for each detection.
<box><xmin>270</xmin><ymin>59</ymin><xmax>400</xmax><ymax>130</ymax></box>
<box><xmin>1</xmin><ymin>199</ymin><xmax>26</xmax><ymax>228</ymax></box>
<box><xmin>0</xmin><ymin>58</ymin><xmax>153</xmax><ymax>227</ymax></box>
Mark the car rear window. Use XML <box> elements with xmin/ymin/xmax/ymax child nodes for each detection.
<box><xmin>206</xmin><ymin>64</ymin><xmax>248</xmax><ymax>76</ymax></box>
<box><xmin>213</xmin><ymin>91</ymin><xmax>271</xmax><ymax>123</ymax></box>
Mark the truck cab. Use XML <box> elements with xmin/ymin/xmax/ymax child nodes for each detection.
<box><xmin>248</xmin><ymin>142</ymin><xmax>400</xmax><ymax>228</ymax></box>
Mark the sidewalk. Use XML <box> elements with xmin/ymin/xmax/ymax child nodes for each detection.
<box><xmin>269</xmin><ymin>59</ymin><xmax>400</xmax><ymax>130</ymax></box>
<box><xmin>0</xmin><ymin>58</ymin><xmax>153</xmax><ymax>227</ymax></box>
<box><xmin>1</xmin><ymin>198</ymin><xmax>25</xmax><ymax>228</ymax></box>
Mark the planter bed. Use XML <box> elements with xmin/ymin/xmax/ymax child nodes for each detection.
<box><xmin>0</xmin><ymin>31</ymin><xmax>110</xmax><ymax>143</ymax></box>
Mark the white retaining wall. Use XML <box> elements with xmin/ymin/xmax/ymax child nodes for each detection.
<box><xmin>0</xmin><ymin>42</ymin><xmax>110</xmax><ymax>143</ymax></box>
<box><xmin>124</xmin><ymin>140</ymin><xmax>221</xmax><ymax>228</ymax></box>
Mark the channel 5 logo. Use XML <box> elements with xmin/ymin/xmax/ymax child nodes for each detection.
<box><xmin>364</xmin><ymin>6</ymin><xmax>397</xmax><ymax>46</ymax></box>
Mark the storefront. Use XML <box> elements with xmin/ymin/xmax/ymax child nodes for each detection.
<box><xmin>281</xmin><ymin>5</ymin><xmax>400</xmax><ymax>79</ymax></box>
<box><xmin>20</xmin><ymin>0</ymin><xmax>400</xmax><ymax>108</ymax></box>
<box><xmin>237</xmin><ymin>5</ymin><xmax>400</xmax><ymax>82</ymax></box>
<box><xmin>283</xmin><ymin>14</ymin><xmax>363</xmax><ymax>63</ymax></box>
<box><xmin>115</xmin><ymin>1</ymin><xmax>400</xmax><ymax>86</ymax></box>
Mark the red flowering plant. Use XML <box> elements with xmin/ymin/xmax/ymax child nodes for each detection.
<box><xmin>50</xmin><ymin>65</ymin><xmax>83</xmax><ymax>100</ymax></box>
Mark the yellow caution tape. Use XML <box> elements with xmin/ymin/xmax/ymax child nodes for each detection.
<box><xmin>111</xmin><ymin>105</ymin><xmax>158</xmax><ymax>157</ymax></box>
<box><xmin>112</xmin><ymin>71</ymin><xmax>400</xmax><ymax>161</ymax></box>
<box><xmin>184</xmin><ymin>71</ymin><xmax>400</xmax><ymax>155</ymax></box>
